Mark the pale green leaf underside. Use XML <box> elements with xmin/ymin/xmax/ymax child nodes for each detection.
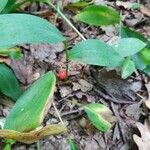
<box><xmin>69</xmin><ymin>39</ymin><xmax>124</xmax><ymax>67</ymax></box>
<box><xmin>0</xmin><ymin>14</ymin><xmax>65</xmax><ymax>48</ymax></box>
<box><xmin>0</xmin><ymin>64</ymin><xmax>21</xmax><ymax>101</ymax></box>
<box><xmin>75</xmin><ymin>5</ymin><xmax>120</xmax><ymax>26</ymax></box>
<box><xmin>121</xmin><ymin>58</ymin><xmax>136</xmax><ymax>79</ymax></box>
<box><xmin>113</xmin><ymin>38</ymin><xmax>146</xmax><ymax>57</ymax></box>
<box><xmin>4</xmin><ymin>71</ymin><xmax>56</xmax><ymax>132</ymax></box>
<box><xmin>0</xmin><ymin>0</ymin><xmax>8</xmax><ymax>12</ymax></box>
<box><xmin>84</xmin><ymin>103</ymin><xmax>112</xmax><ymax>132</ymax></box>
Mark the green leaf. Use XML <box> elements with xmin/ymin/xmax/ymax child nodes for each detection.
<box><xmin>0</xmin><ymin>14</ymin><xmax>65</xmax><ymax>48</ymax></box>
<box><xmin>1</xmin><ymin>0</ymin><xmax>16</xmax><ymax>13</ymax></box>
<box><xmin>143</xmin><ymin>65</ymin><xmax>150</xmax><ymax>76</ymax></box>
<box><xmin>113</xmin><ymin>38</ymin><xmax>146</xmax><ymax>57</ymax></box>
<box><xmin>0</xmin><ymin>0</ymin><xmax>8</xmax><ymax>12</ymax></box>
<box><xmin>120</xmin><ymin>26</ymin><xmax>150</xmax><ymax>47</ymax></box>
<box><xmin>75</xmin><ymin>5</ymin><xmax>120</xmax><ymax>26</ymax></box>
<box><xmin>83</xmin><ymin>103</ymin><xmax>115</xmax><ymax>132</ymax></box>
<box><xmin>68</xmin><ymin>39</ymin><xmax>124</xmax><ymax>67</ymax></box>
<box><xmin>140</xmin><ymin>48</ymin><xmax>150</xmax><ymax>64</ymax></box>
<box><xmin>132</xmin><ymin>54</ymin><xmax>146</xmax><ymax>70</ymax></box>
<box><xmin>69</xmin><ymin>139</ymin><xmax>79</xmax><ymax>150</ymax></box>
<box><xmin>0</xmin><ymin>47</ymin><xmax>22</xmax><ymax>60</ymax></box>
<box><xmin>0</xmin><ymin>64</ymin><xmax>21</xmax><ymax>101</ymax></box>
<box><xmin>121</xmin><ymin>58</ymin><xmax>136</xmax><ymax>79</ymax></box>
<box><xmin>4</xmin><ymin>71</ymin><xmax>56</xmax><ymax>132</ymax></box>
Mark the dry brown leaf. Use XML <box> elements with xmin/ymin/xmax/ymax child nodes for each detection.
<box><xmin>0</xmin><ymin>57</ymin><xmax>10</xmax><ymax>65</ymax></box>
<box><xmin>140</xmin><ymin>6</ymin><xmax>150</xmax><ymax>17</ymax></box>
<box><xmin>0</xmin><ymin>124</ymin><xmax>66</xmax><ymax>144</ymax></box>
<box><xmin>133</xmin><ymin>122</ymin><xmax>150</xmax><ymax>150</ymax></box>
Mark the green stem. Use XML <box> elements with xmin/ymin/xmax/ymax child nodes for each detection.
<box><xmin>47</xmin><ymin>1</ymin><xmax>86</xmax><ymax>41</ymax></box>
<box><xmin>36</xmin><ymin>140</ymin><xmax>41</xmax><ymax>150</ymax></box>
<box><xmin>4</xmin><ymin>143</ymin><xmax>11</xmax><ymax>150</ymax></box>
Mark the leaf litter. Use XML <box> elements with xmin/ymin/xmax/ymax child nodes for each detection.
<box><xmin>0</xmin><ymin>0</ymin><xmax>150</xmax><ymax>150</ymax></box>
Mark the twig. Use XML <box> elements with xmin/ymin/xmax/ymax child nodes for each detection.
<box><xmin>46</xmin><ymin>1</ymin><xmax>86</xmax><ymax>41</ymax></box>
<box><xmin>110</xmin><ymin>102</ymin><xmax>126</xmax><ymax>143</ymax></box>
<box><xmin>94</xmin><ymin>88</ymin><xmax>134</xmax><ymax>104</ymax></box>
<box><xmin>52</xmin><ymin>102</ymin><xmax>65</xmax><ymax>126</ymax></box>
<box><xmin>36</xmin><ymin>141</ymin><xmax>41</xmax><ymax>150</ymax></box>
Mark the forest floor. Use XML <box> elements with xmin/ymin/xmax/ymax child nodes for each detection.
<box><xmin>0</xmin><ymin>0</ymin><xmax>150</xmax><ymax>150</ymax></box>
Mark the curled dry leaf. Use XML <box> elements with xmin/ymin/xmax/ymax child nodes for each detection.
<box><xmin>0</xmin><ymin>124</ymin><xmax>66</xmax><ymax>144</ymax></box>
<box><xmin>133</xmin><ymin>122</ymin><xmax>150</xmax><ymax>150</ymax></box>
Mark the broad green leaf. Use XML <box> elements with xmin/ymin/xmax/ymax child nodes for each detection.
<box><xmin>120</xmin><ymin>26</ymin><xmax>150</xmax><ymax>47</ymax></box>
<box><xmin>0</xmin><ymin>124</ymin><xmax>65</xmax><ymax>144</ymax></box>
<box><xmin>83</xmin><ymin>103</ymin><xmax>115</xmax><ymax>132</ymax></box>
<box><xmin>0</xmin><ymin>0</ymin><xmax>8</xmax><ymax>12</ymax></box>
<box><xmin>0</xmin><ymin>64</ymin><xmax>21</xmax><ymax>101</ymax></box>
<box><xmin>68</xmin><ymin>39</ymin><xmax>124</xmax><ymax>67</ymax></box>
<box><xmin>4</xmin><ymin>71</ymin><xmax>56</xmax><ymax>132</ymax></box>
<box><xmin>1</xmin><ymin>0</ymin><xmax>16</xmax><ymax>13</ymax></box>
<box><xmin>75</xmin><ymin>5</ymin><xmax>120</xmax><ymax>26</ymax></box>
<box><xmin>140</xmin><ymin>48</ymin><xmax>150</xmax><ymax>64</ymax></box>
<box><xmin>132</xmin><ymin>54</ymin><xmax>146</xmax><ymax>70</ymax></box>
<box><xmin>0</xmin><ymin>14</ymin><xmax>65</xmax><ymax>48</ymax></box>
<box><xmin>0</xmin><ymin>47</ymin><xmax>22</xmax><ymax>60</ymax></box>
<box><xmin>121</xmin><ymin>58</ymin><xmax>136</xmax><ymax>79</ymax></box>
<box><xmin>113</xmin><ymin>38</ymin><xmax>146</xmax><ymax>57</ymax></box>
<box><xmin>69</xmin><ymin>139</ymin><xmax>79</xmax><ymax>150</ymax></box>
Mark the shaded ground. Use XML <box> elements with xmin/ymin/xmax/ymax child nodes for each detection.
<box><xmin>0</xmin><ymin>0</ymin><xmax>150</xmax><ymax>150</ymax></box>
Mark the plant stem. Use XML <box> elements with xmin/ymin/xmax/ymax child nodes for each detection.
<box><xmin>47</xmin><ymin>1</ymin><xmax>86</xmax><ymax>41</ymax></box>
<box><xmin>63</xmin><ymin>41</ymin><xmax>69</xmax><ymax>76</ymax></box>
<box><xmin>52</xmin><ymin>102</ymin><xmax>65</xmax><ymax>126</ymax></box>
<box><xmin>36</xmin><ymin>140</ymin><xmax>41</xmax><ymax>150</ymax></box>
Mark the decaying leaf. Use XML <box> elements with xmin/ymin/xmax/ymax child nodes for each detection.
<box><xmin>0</xmin><ymin>124</ymin><xmax>66</xmax><ymax>144</ymax></box>
<box><xmin>133</xmin><ymin>122</ymin><xmax>150</xmax><ymax>150</ymax></box>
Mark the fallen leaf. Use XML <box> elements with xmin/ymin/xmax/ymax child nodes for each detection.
<box><xmin>125</xmin><ymin>102</ymin><xmax>142</xmax><ymax>120</ymax></box>
<box><xmin>133</xmin><ymin>122</ymin><xmax>150</xmax><ymax>150</ymax></box>
<box><xmin>140</xmin><ymin>6</ymin><xmax>150</xmax><ymax>17</ymax></box>
<box><xmin>116</xmin><ymin>1</ymin><xmax>141</xmax><ymax>10</ymax></box>
<box><xmin>0</xmin><ymin>124</ymin><xmax>66</xmax><ymax>144</ymax></box>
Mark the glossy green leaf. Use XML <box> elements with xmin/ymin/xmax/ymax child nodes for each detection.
<box><xmin>0</xmin><ymin>0</ymin><xmax>8</xmax><ymax>12</ymax></box>
<box><xmin>69</xmin><ymin>139</ymin><xmax>79</xmax><ymax>150</ymax></box>
<box><xmin>113</xmin><ymin>38</ymin><xmax>146</xmax><ymax>57</ymax></box>
<box><xmin>0</xmin><ymin>64</ymin><xmax>21</xmax><ymax>101</ymax></box>
<box><xmin>0</xmin><ymin>47</ymin><xmax>22</xmax><ymax>59</ymax></box>
<box><xmin>68</xmin><ymin>39</ymin><xmax>124</xmax><ymax>67</ymax></box>
<box><xmin>75</xmin><ymin>5</ymin><xmax>120</xmax><ymax>26</ymax></box>
<box><xmin>120</xmin><ymin>26</ymin><xmax>150</xmax><ymax>47</ymax></box>
<box><xmin>121</xmin><ymin>58</ymin><xmax>136</xmax><ymax>79</ymax></box>
<box><xmin>0</xmin><ymin>14</ymin><xmax>65</xmax><ymax>48</ymax></box>
<box><xmin>4</xmin><ymin>71</ymin><xmax>56</xmax><ymax>132</ymax></box>
<box><xmin>83</xmin><ymin>103</ymin><xmax>115</xmax><ymax>132</ymax></box>
<box><xmin>140</xmin><ymin>48</ymin><xmax>150</xmax><ymax>64</ymax></box>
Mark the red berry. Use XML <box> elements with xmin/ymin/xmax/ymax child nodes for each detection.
<box><xmin>58</xmin><ymin>70</ymin><xmax>67</xmax><ymax>80</ymax></box>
